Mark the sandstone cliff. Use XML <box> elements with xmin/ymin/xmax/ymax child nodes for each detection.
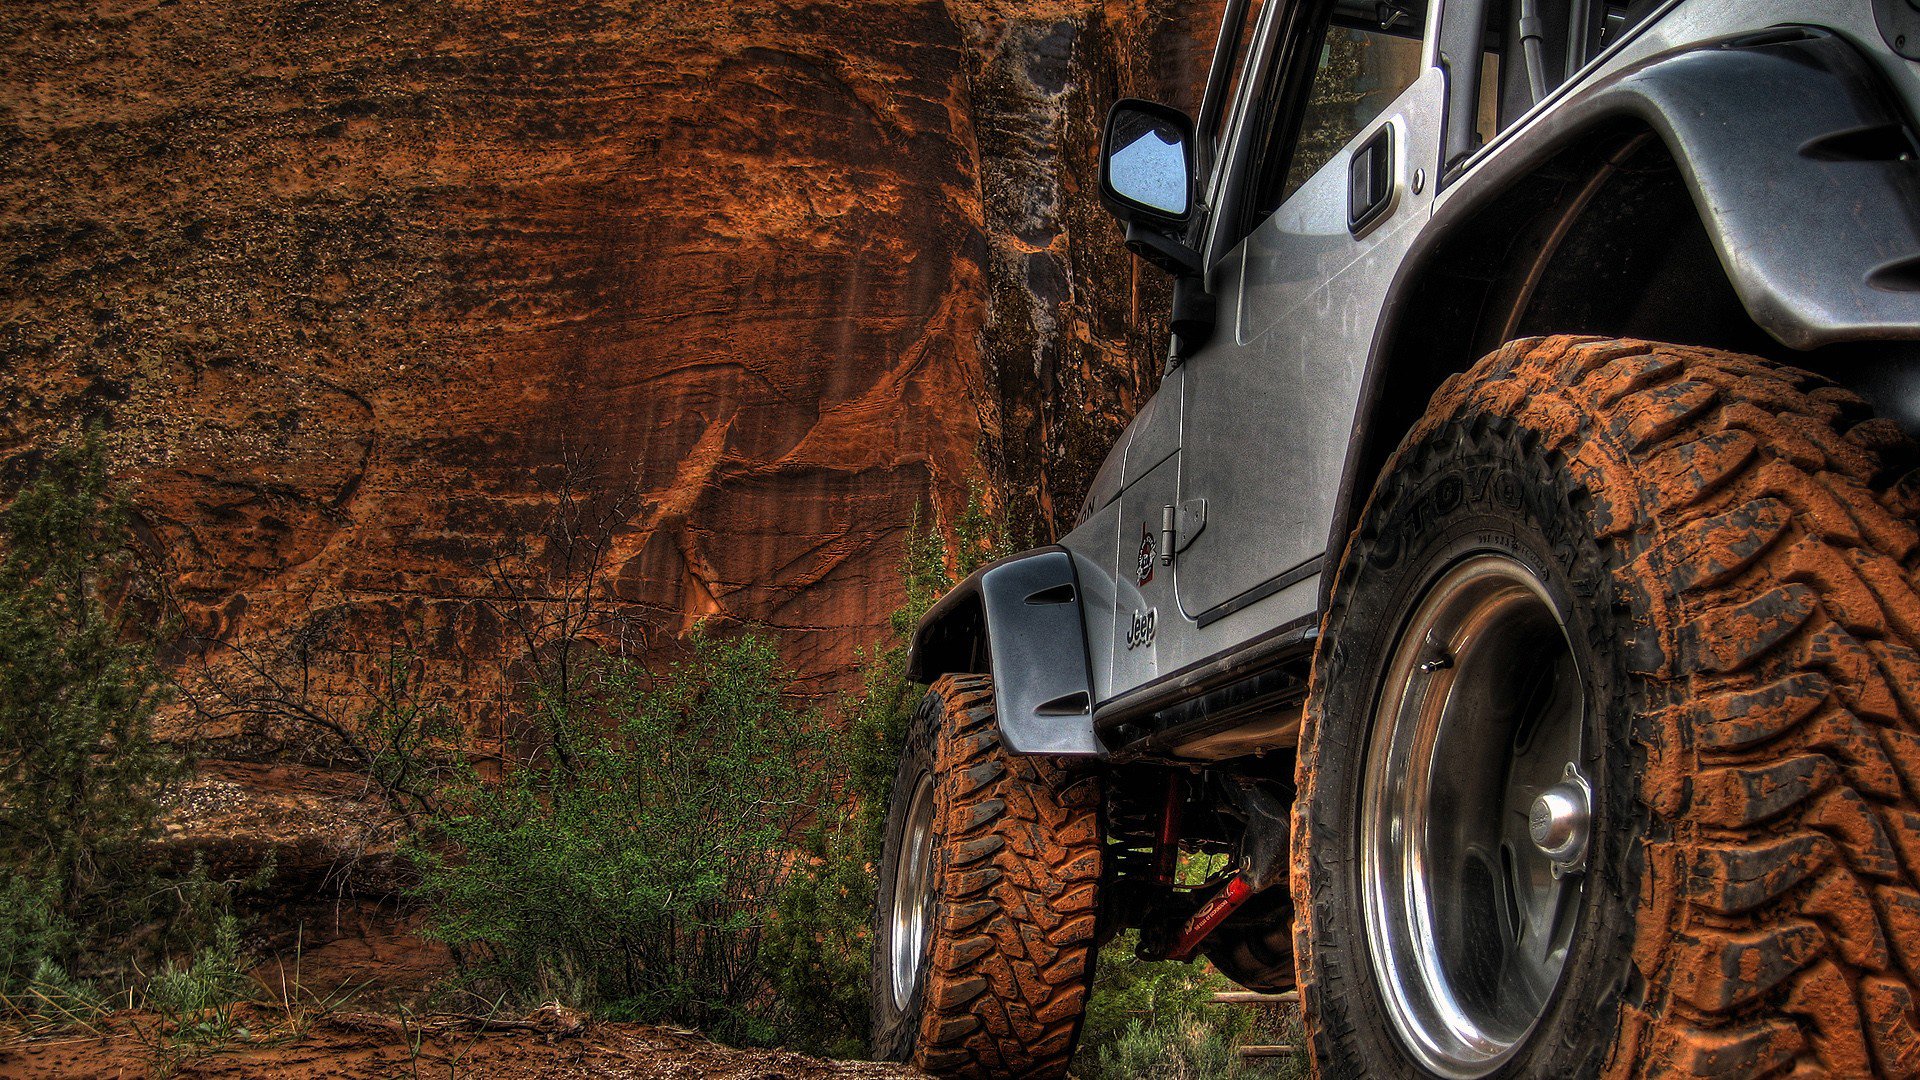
<box><xmin>0</xmin><ymin>0</ymin><xmax>1224</xmax><ymax>983</ymax></box>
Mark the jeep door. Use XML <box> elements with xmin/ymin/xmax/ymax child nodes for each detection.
<box><xmin>1103</xmin><ymin>0</ymin><xmax>1269</xmax><ymax>700</ymax></box>
<box><xmin>1172</xmin><ymin>1</ymin><xmax>1448</xmax><ymax>629</ymax></box>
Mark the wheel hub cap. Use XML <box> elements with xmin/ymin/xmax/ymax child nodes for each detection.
<box><xmin>1360</xmin><ymin>554</ymin><xmax>1592</xmax><ymax>1078</ymax></box>
<box><xmin>889</xmin><ymin>774</ymin><xmax>938</xmax><ymax>1011</ymax></box>
<box><xmin>1529</xmin><ymin>766</ymin><xmax>1591</xmax><ymax>871</ymax></box>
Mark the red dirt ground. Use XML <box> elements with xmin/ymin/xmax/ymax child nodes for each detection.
<box><xmin>0</xmin><ymin>1006</ymin><xmax>917</xmax><ymax>1079</ymax></box>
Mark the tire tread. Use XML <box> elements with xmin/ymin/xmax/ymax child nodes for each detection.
<box><xmin>1299</xmin><ymin>336</ymin><xmax>1920</xmax><ymax>1078</ymax></box>
<box><xmin>912</xmin><ymin>674</ymin><xmax>1101</xmax><ymax>1079</ymax></box>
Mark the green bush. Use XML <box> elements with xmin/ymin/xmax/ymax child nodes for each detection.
<box><xmin>758</xmin><ymin>810</ymin><xmax>873</xmax><ymax>1057</ymax></box>
<box><xmin>5</xmin><ymin>958</ymin><xmax>106</xmax><ymax>1033</ymax></box>
<box><xmin>410</xmin><ymin>486</ymin><xmax>1030</xmax><ymax>1057</ymax></box>
<box><xmin>410</xmin><ymin>484</ymin><xmax>1003</xmax><ymax>1054</ymax></box>
<box><xmin>147</xmin><ymin>916</ymin><xmax>251</xmax><ymax>1045</ymax></box>
<box><xmin>843</xmin><ymin>491</ymin><xmax>1005</xmax><ymax>849</ymax></box>
<box><xmin>0</xmin><ymin>436</ymin><xmax>283</xmax><ymax>1042</ymax></box>
<box><xmin>0</xmin><ymin>875</ymin><xmax>74</xmax><ymax>1001</ymax></box>
<box><xmin>1088</xmin><ymin>1017</ymin><xmax>1245</xmax><ymax>1080</ymax></box>
<box><xmin>415</xmin><ymin>627</ymin><xmax>831</xmax><ymax>1046</ymax></box>
<box><xmin>0</xmin><ymin>433</ymin><xmax>178</xmax><ymax>994</ymax></box>
<box><xmin>1077</xmin><ymin>933</ymin><xmax>1253</xmax><ymax>1079</ymax></box>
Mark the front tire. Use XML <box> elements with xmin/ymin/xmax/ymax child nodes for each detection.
<box><xmin>1296</xmin><ymin>337</ymin><xmax>1920</xmax><ymax>1077</ymax></box>
<box><xmin>870</xmin><ymin>674</ymin><xmax>1103</xmax><ymax>1078</ymax></box>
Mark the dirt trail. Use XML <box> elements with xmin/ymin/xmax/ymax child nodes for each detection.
<box><xmin>0</xmin><ymin>1007</ymin><xmax>917</xmax><ymax>1079</ymax></box>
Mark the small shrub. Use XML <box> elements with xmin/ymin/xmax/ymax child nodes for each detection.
<box><xmin>359</xmin><ymin>650</ymin><xmax>464</xmax><ymax>823</ymax></box>
<box><xmin>0</xmin><ymin>874</ymin><xmax>73</xmax><ymax>1000</ymax></box>
<box><xmin>1263</xmin><ymin>1008</ymin><xmax>1312</xmax><ymax>1080</ymax></box>
<box><xmin>4</xmin><ymin>959</ymin><xmax>106</xmax><ymax>1034</ymax></box>
<box><xmin>0</xmin><ymin>437</ymin><xmax>282</xmax><ymax>1048</ymax></box>
<box><xmin>1089</xmin><ymin>1017</ymin><xmax>1244</xmax><ymax>1080</ymax></box>
<box><xmin>1078</xmin><ymin>933</ymin><xmax>1253</xmax><ymax>1080</ymax></box>
<box><xmin>0</xmin><ymin>433</ymin><xmax>175</xmax><ymax>878</ymax></box>
<box><xmin>844</xmin><ymin>491</ymin><xmax>1005</xmax><ymax>849</ymax></box>
<box><xmin>759</xmin><ymin>811</ymin><xmax>872</xmax><ymax>1057</ymax></box>
<box><xmin>148</xmin><ymin>855</ymin><xmax>274</xmax><ymax>980</ymax></box>
<box><xmin>416</xmin><ymin>626</ymin><xmax>830</xmax><ymax>1046</ymax></box>
<box><xmin>147</xmin><ymin>916</ymin><xmax>251</xmax><ymax>1045</ymax></box>
<box><xmin>413</xmin><ymin>484</ymin><xmax>1007</xmax><ymax>1054</ymax></box>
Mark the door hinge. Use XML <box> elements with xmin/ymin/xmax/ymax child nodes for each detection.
<box><xmin>1160</xmin><ymin>499</ymin><xmax>1207</xmax><ymax>565</ymax></box>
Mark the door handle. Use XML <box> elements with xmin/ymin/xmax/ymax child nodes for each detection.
<box><xmin>1348</xmin><ymin>124</ymin><xmax>1395</xmax><ymax>234</ymax></box>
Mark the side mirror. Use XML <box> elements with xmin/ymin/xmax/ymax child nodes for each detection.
<box><xmin>1099</xmin><ymin>99</ymin><xmax>1195</xmax><ymax>225</ymax></box>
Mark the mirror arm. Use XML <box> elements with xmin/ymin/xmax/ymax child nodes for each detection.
<box><xmin>1170</xmin><ymin>274</ymin><xmax>1216</xmax><ymax>361</ymax></box>
<box><xmin>1121</xmin><ymin>223</ymin><xmax>1216</xmax><ymax>361</ymax></box>
<box><xmin>1124</xmin><ymin>221</ymin><xmax>1204</xmax><ymax>277</ymax></box>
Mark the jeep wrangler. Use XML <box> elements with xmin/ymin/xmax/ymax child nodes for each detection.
<box><xmin>871</xmin><ymin>1</ymin><xmax>1920</xmax><ymax>1076</ymax></box>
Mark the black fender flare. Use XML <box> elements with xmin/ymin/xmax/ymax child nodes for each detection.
<box><xmin>1578</xmin><ymin>28</ymin><xmax>1920</xmax><ymax>345</ymax></box>
<box><xmin>1330</xmin><ymin>27</ymin><xmax>1920</xmax><ymax>600</ymax></box>
<box><xmin>905</xmin><ymin>548</ymin><xmax>1101</xmax><ymax>756</ymax></box>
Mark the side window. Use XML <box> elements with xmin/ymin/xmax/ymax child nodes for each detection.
<box><xmin>1234</xmin><ymin>0</ymin><xmax>1429</xmax><ymax>227</ymax></box>
<box><xmin>1275</xmin><ymin>11</ymin><xmax>1429</xmax><ymax>206</ymax></box>
<box><xmin>1462</xmin><ymin>1</ymin><xmax>1631</xmax><ymax>156</ymax></box>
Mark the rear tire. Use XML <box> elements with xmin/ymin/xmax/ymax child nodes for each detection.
<box><xmin>1296</xmin><ymin>337</ymin><xmax>1920</xmax><ymax>1077</ymax></box>
<box><xmin>870</xmin><ymin>674</ymin><xmax>1103</xmax><ymax>1078</ymax></box>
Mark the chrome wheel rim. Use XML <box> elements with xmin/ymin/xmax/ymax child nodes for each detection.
<box><xmin>890</xmin><ymin>773</ymin><xmax>938</xmax><ymax>1011</ymax></box>
<box><xmin>1360</xmin><ymin>553</ymin><xmax>1591</xmax><ymax>1078</ymax></box>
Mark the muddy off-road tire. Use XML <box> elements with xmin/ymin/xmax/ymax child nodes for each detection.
<box><xmin>870</xmin><ymin>674</ymin><xmax>1103</xmax><ymax>1078</ymax></box>
<box><xmin>1295</xmin><ymin>336</ymin><xmax>1920</xmax><ymax>1078</ymax></box>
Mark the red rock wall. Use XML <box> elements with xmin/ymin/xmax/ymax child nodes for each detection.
<box><xmin>2</xmin><ymin>0</ymin><xmax>1222</xmax><ymax>699</ymax></box>
<box><xmin>958</xmin><ymin>0</ymin><xmax>1222</xmax><ymax>542</ymax></box>
<box><xmin>2</xmin><ymin>0</ymin><xmax>1227</xmax><ymax>987</ymax></box>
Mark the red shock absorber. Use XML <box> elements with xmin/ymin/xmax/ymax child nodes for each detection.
<box><xmin>1167</xmin><ymin>875</ymin><xmax>1255</xmax><ymax>962</ymax></box>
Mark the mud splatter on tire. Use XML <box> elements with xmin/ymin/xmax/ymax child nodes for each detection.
<box><xmin>1295</xmin><ymin>337</ymin><xmax>1920</xmax><ymax>1078</ymax></box>
<box><xmin>871</xmin><ymin>674</ymin><xmax>1102</xmax><ymax>1078</ymax></box>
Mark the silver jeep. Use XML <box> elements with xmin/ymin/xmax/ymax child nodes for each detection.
<box><xmin>874</xmin><ymin>2</ymin><xmax>1920</xmax><ymax>1076</ymax></box>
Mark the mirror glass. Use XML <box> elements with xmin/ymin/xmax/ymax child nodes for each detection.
<box><xmin>1106</xmin><ymin>108</ymin><xmax>1189</xmax><ymax>216</ymax></box>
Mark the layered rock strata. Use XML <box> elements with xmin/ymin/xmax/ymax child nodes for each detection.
<box><xmin>0</xmin><ymin>0</ymin><xmax>1225</xmax><ymax>985</ymax></box>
